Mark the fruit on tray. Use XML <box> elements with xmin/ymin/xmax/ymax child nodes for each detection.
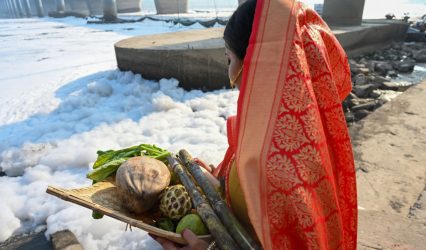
<box><xmin>115</xmin><ymin>156</ymin><xmax>171</xmax><ymax>214</ymax></box>
<box><xmin>176</xmin><ymin>213</ymin><xmax>209</xmax><ymax>235</ymax></box>
<box><xmin>159</xmin><ymin>185</ymin><xmax>192</xmax><ymax>220</ymax></box>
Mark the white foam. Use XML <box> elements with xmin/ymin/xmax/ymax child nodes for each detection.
<box><xmin>0</xmin><ymin>17</ymin><xmax>237</xmax><ymax>248</ymax></box>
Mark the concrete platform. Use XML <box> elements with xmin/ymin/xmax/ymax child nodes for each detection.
<box><xmin>115</xmin><ymin>28</ymin><xmax>227</xmax><ymax>91</ymax></box>
<box><xmin>350</xmin><ymin>81</ymin><xmax>426</xmax><ymax>216</ymax></box>
<box><xmin>114</xmin><ymin>20</ymin><xmax>409</xmax><ymax>90</ymax></box>
<box><xmin>351</xmin><ymin>80</ymin><xmax>426</xmax><ymax>249</ymax></box>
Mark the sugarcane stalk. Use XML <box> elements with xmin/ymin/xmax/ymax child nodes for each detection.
<box><xmin>167</xmin><ymin>156</ymin><xmax>240</xmax><ymax>250</ymax></box>
<box><xmin>179</xmin><ymin>150</ymin><xmax>262</xmax><ymax>250</ymax></box>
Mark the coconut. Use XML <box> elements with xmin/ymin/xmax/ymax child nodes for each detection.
<box><xmin>116</xmin><ymin>156</ymin><xmax>171</xmax><ymax>214</ymax></box>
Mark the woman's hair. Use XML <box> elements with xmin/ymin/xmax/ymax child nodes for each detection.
<box><xmin>224</xmin><ymin>0</ymin><xmax>257</xmax><ymax>60</ymax></box>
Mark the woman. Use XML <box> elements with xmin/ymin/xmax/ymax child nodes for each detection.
<box><xmin>153</xmin><ymin>0</ymin><xmax>357</xmax><ymax>249</ymax></box>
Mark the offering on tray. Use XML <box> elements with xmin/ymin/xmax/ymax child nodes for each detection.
<box><xmin>46</xmin><ymin>144</ymin><xmax>261</xmax><ymax>249</ymax></box>
<box><xmin>46</xmin><ymin>144</ymin><xmax>211</xmax><ymax>244</ymax></box>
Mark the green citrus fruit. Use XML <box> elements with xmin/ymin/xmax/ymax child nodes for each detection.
<box><xmin>175</xmin><ymin>214</ymin><xmax>209</xmax><ymax>235</ymax></box>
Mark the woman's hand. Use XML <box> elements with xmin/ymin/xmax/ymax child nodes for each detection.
<box><xmin>151</xmin><ymin>229</ymin><xmax>210</xmax><ymax>250</ymax></box>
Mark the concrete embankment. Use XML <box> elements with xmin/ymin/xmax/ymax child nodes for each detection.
<box><xmin>115</xmin><ymin>20</ymin><xmax>409</xmax><ymax>90</ymax></box>
<box><xmin>352</xmin><ymin>80</ymin><xmax>426</xmax><ymax>249</ymax></box>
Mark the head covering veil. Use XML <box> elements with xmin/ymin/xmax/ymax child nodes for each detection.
<box><xmin>224</xmin><ymin>0</ymin><xmax>257</xmax><ymax>60</ymax></box>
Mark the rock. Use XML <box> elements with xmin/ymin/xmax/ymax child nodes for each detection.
<box><xmin>350</xmin><ymin>62</ymin><xmax>369</xmax><ymax>75</ymax></box>
<box><xmin>350</xmin><ymin>98</ymin><xmax>375</xmax><ymax>107</ymax></box>
<box><xmin>349</xmin><ymin>62</ymin><xmax>358</xmax><ymax>74</ymax></box>
<box><xmin>370</xmin><ymin>90</ymin><xmax>382</xmax><ymax>99</ymax></box>
<box><xmin>353</xmin><ymin>84</ymin><xmax>376</xmax><ymax>98</ymax></box>
<box><xmin>392</xmin><ymin>43</ymin><xmax>402</xmax><ymax>50</ymax></box>
<box><xmin>414</xmin><ymin>49</ymin><xmax>426</xmax><ymax>62</ymax></box>
<box><xmin>51</xmin><ymin>230</ymin><xmax>82</xmax><ymax>250</ymax></box>
<box><xmin>354</xmin><ymin>73</ymin><xmax>367</xmax><ymax>85</ymax></box>
<box><xmin>375</xmin><ymin>62</ymin><xmax>393</xmax><ymax>75</ymax></box>
<box><xmin>354</xmin><ymin>109</ymin><xmax>371</xmax><ymax>120</ymax></box>
<box><xmin>351</xmin><ymin>101</ymin><xmax>378</xmax><ymax>112</ymax></box>
<box><xmin>359</xmin><ymin>58</ymin><xmax>369</xmax><ymax>65</ymax></box>
<box><xmin>359</xmin><ymin>67</ymin><xmax>370</xmax><ymax>74</ymax></box>
<box><xmin>380</xmin><ymin>81</ymin><xmax>403</xmax><ymax>91</ymax></box>
<box><xmin>345</xmin><ymin>112</ymin><xmax>355</xmax><ymax>123</ymax></box>
<box><xmin>347</xmin><ymin>92</ymin><xmax>358</xmax><ymax>100</ymax></box>
<box><xmin>406</xmin><ymin>28</ymin><xmax>426</xmax><ymax>42</ymax></box>
<box><xmin>343</xmin><ymin>93</ymin><xmax>358</xmax><ymax>109</ymax></box>
<box><xmin>371</xmin><ymin>75</ymin><xmax>389</xmax><ymax>84</ymax></box>
<box><xmin>342</xmin><ymin>99</ymin><xmax>351</xmax><ymax>110</ymax></box>
<box><xmin>397</xmin><ymin>60</ymin><xmax>416</xmax><ymax>73</ymax></box>
<box><xmin>367</xmin><ymin>61</ymin><xmax>376</xmax><ymax>72</ymax></box>
<box><xmin>388</xmin><ymin>70</ymin><xmax>398</xmax><ymax>78</ymax></box>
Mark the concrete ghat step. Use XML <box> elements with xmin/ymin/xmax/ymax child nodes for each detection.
<box><xmin>114</xmin><ymin>21</ymin><xmax>408</xmax><ymax>90</ymax></box>
<box><xmin>350</xmin><ymin>80</ymin><xmax>426</xmax><ymax>217</ymax></box>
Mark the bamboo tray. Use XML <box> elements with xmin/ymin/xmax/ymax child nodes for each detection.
<box><xmin>46</xmin><ymin>179</ymin><xmax>212</xmax><ymax>245</ymax></box>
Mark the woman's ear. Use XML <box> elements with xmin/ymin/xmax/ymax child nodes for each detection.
<box><xmin>226</xmin><ymin>48</ymin><xmax>244</xmax><ymax>89</ymax></box>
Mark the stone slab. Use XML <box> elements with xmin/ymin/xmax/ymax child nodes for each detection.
<box><xmin>51</xmin><ymin>230</ymin><xmax>82</xmax><ymax>250</ymax></box>
<box><xmin>115</xmin><ymin>21</ymin><xmax>408</xmax><ymax>90</ymax></box>
<box><xmin>358</xmin><ymin>209</ymin><xmax>426</xmax><ymax>250</ymax></box>
<box><xmin>322</xmin><ymin>0</ymin><xmax>365</xmax><ymax>26</ymax></box>
<box><xmin>350</xmin><ymin>81</ymin><xmax>426</xmax><ymax>216</ymax></box>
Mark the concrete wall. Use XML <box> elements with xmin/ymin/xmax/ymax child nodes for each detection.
<box><xmin>21</xmin><ymin>0</ymin><xmax>32</xmax><ymax>17</ymax></box>
<box><xmin>69</xmin><ymin>0</ymin><xmax>88</xmax><ymax>15</ymax></box>
<box><xmin>117</xmin><ymin>0</ymin><xmax>140</xmax><ymax>13</ymax></box>
<box><xmin>154</xmin><ymin>0</ymin><xmax>187</xmax><ymax>15</ymax></box>
<box><xmin>335</xmin><ymin>20</ymin><xmax>409</xmax><ymax>57</ymax></box>
<box><xmin>11</xmin><ymin>0</ymin><xmax>22</xmax><ymax>17</ymax></box>
<box><xmin>30</xmin><ymin>0</ymin><xmax>37</xmax><ymax>15</ymax></box>
<box><xmin>42</xmin><ymin>0</ymin><xmax>56</xmax><ymax>13</ymax></box>
<box><xmin>0</xmin><ymin>0</ymin><xmax>141</xmax><ymax>18</ymax></box>
<box><xmin>86</xmin><ymin>0</ymin><xmax>102</xmax><ymax>15</ymax></box>
<box><xmin>115</xmin><ymin>28</ymin><xmax>228</xmax><ymax>91</ymax></box>
<box><xmin>115</xmin><ymin>21</ymin><xmax>410</xmax><ymax>90</ymax></box>
<box><xmin>323</xmin><ymin>0</ymin><xmax>366</xmax><ymax>26</ymax></box>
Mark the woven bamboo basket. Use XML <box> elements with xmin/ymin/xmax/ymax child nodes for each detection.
<box><xmin>46</xmin><ymin>178</ymin><xmax>212</xmax><ymax>245</ymax></box>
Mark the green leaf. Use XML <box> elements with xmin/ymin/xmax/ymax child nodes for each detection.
<box><xmin>88</xmin><ymin>144</ymin><xmax>171</xmax><ymax>182</ymax></box>
<box><xmin>87</xmin><ymin>158</ymin><xmax>128</xmax><ymax>182</ymax></box>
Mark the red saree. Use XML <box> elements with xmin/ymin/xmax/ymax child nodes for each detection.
<box><xmin>214</xmin><ymin>0</ymin><xmax>357</xmax><ymax>249</ymax></box>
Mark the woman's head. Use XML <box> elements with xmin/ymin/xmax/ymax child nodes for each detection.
<box><xmin>224</xmin><ymin>0</ymin><xmax>257</xmax><ymax>88</ymax></box>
